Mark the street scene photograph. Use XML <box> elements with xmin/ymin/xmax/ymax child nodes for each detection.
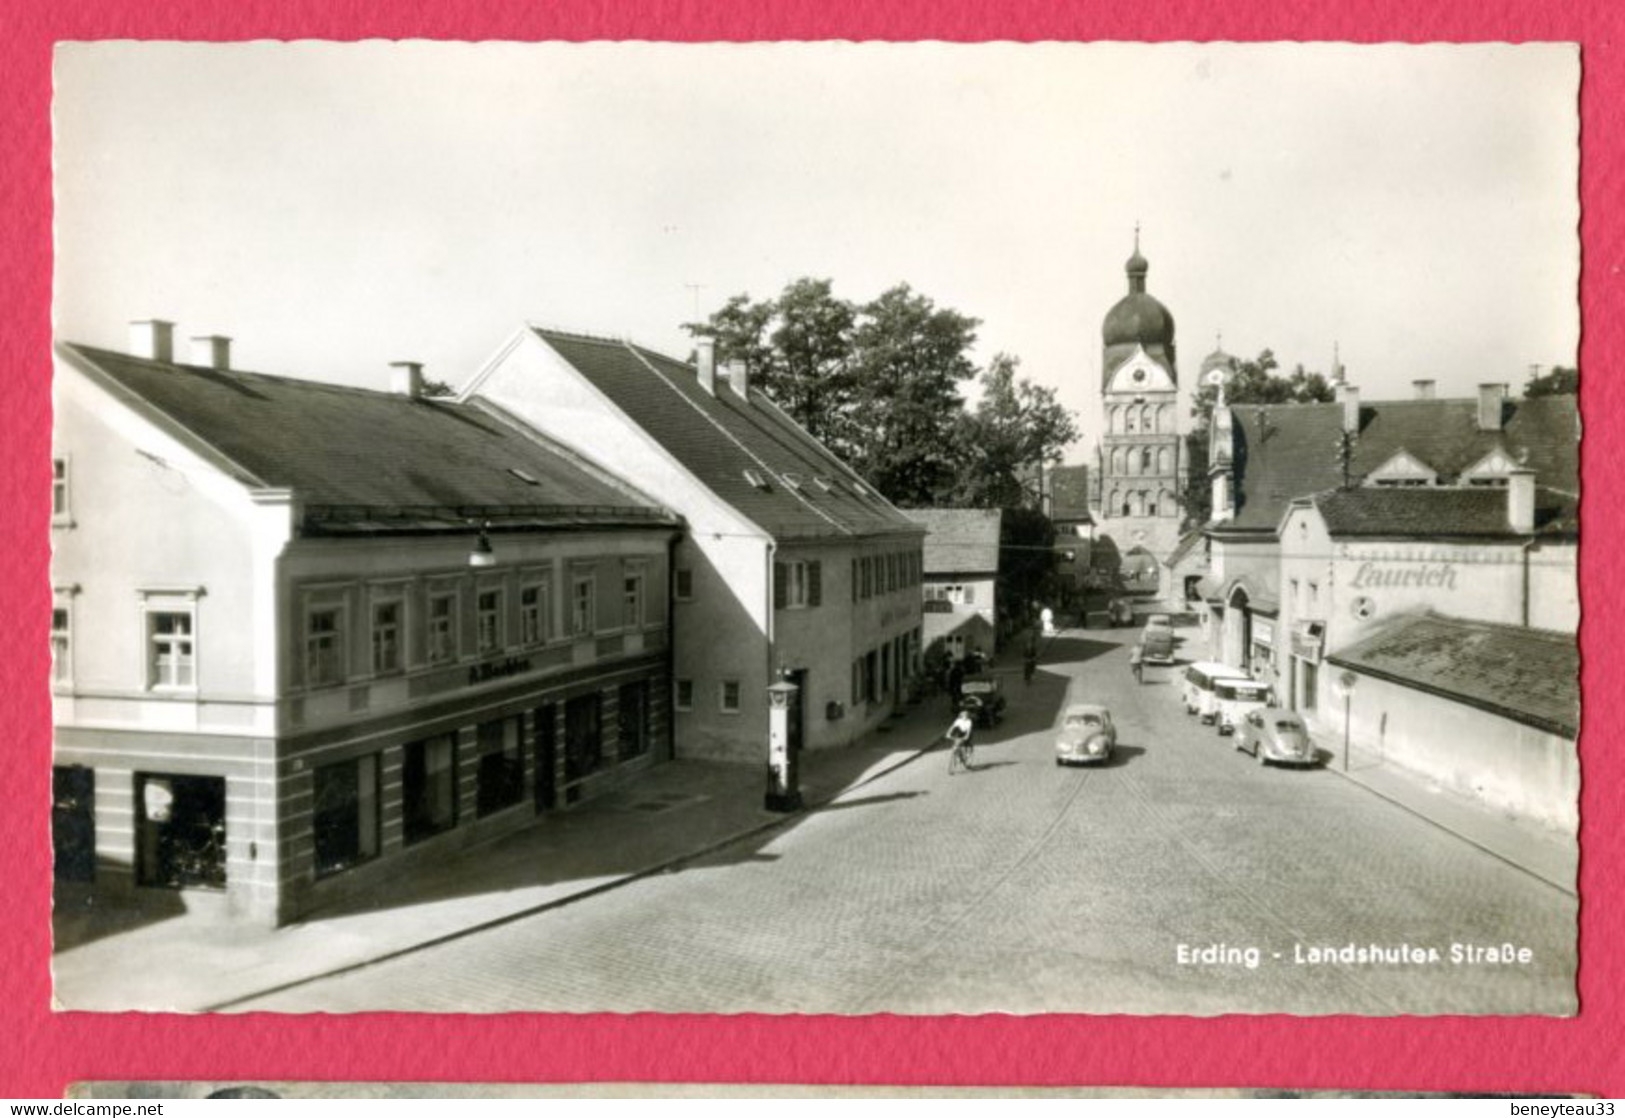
<box><xmin>48</xmin><ymin>40</ymin><xmax>1579</xmax><ymax>1016</ymax></box>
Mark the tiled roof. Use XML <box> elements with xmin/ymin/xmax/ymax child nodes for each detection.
<box><xmin>1048</xmin><ymin>464</ymin><xmax>1092</xmax><ymax>520</ymax></box>
<box><xmin>902</xmin><ymin>508</ymin><xmax>1003</xmax><ymax>573</ymax></box>
<box><xmin>1218</xmin><ymin>395</ymin><xmax>1578</xmax><ymax>537</ymax></box>
<box><xmin>1308</xmin><ymin>487</ymin><xmax>1527</xmax><ymax>538</ymax></box>
<box><xmin>532</xmin><ymin>329</ymin><xmax>922</xmax><ymax>542</ymax></box>
<box><xmin>60</xmin><ymin>343</ymin><xmax>671</xmax><ymax>527</ymax></box>
<box><xmin>1327</xmin><ymin>612</ymin><xmax>1578</xmax><ymax>739</ymax></box>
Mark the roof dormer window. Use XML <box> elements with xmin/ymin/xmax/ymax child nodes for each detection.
<box><xmin>507</xmin><ymin>467</ymin><xmax>540</xmax><ymax>485</ymax></box>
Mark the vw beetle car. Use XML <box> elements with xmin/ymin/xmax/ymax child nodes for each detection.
<box><xmin>1234</xmin><ymin>707</ymin><xmax>1318</xmax><ymax>765</ymax></box>
<box><xmin>1055</xmin><ymin>703</ymin><xmax>1116</xmax><ymax>765</ymax></box>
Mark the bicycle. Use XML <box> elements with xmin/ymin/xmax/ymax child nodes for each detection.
<box><xmin>947</xmin><ymin>729</ymin><xmax>976</xmax><ymax>774</ymax></box>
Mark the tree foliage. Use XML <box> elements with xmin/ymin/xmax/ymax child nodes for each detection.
<box><xmin>1180</xmin><ymin>349</ymin><xmax>1335</xmax><ymax>528</ymax></box>
<box><xmin>1524</xmin><ymin>365</ymin><xmax>1578</xmax><ymax>397</ymax></box>
<box><xmin>685</xmin><ymin>278</ymin><xmax>1000</xmax><ymax>507</ymax></box>
<box><xmin>949</xmin><ymin>354</ymin><xmax>1081</xmax><ymax>508</ymax></box>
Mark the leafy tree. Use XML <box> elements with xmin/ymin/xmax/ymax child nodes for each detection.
<box><xmin>949</xmin><ymin>354</ymin><xmax>1081</xmax><ymax>508</ymax></box>
<box><xmin>421</xmin><ymin>377</ymin><xmax>457</xmax><ymax>398</ymax></box>
<box><xmin>845</xmin><ymin>284</ymin><xmax>982</xmax><ymax>505</ymax></box>
<box><xmin>996</xmin><ymin>507</ymin><xmax>1059</xmax><ymax>639</ymax></box>
<box><xmin>1180</xmin><ymin>349</ymin><xmax>1335</xmax><ymax>527</ymax></box>
<box><xmin>1524</xmin><ymin>365</ymin><xmax>1578</xmax><ymax>397</ymax></box>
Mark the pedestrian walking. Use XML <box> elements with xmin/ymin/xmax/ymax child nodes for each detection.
<box><xmin>1129</xmin><ymin>643</ymin><xmax>1144</xmax><ymax>685</ymax></box>
<box><xmin>1023</xmin><ymin>632</ymin><xmax>1039</xmax><ymax>685</ymax></box>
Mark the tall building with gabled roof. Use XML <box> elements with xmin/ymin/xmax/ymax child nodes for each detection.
<box><xmin>460</xmin><ymin>326</ymin><xmax>926</xmax><ymax>763</ymax></box>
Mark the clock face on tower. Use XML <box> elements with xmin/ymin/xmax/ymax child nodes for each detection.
<box><xmin>1108</xmin><ymin>351</ymin><xmax>1175</xmax><ymax>395</ymax></box>
<box><xmin>1204</xmin><ymin>367</ymin><xmax>1228</xmax><ymax>388</ymax></box>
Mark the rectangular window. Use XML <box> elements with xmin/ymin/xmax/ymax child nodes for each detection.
<box><xmin>520</xmin><ymin>581</ymin><xmax>549</xmax><ymax>645</ymax></box>
<box><xmin>619</xmin><ymin>681</ymin><xmax>649</xmax><ymax>760</ymax></box>
<box><xmin>371</xmin><ymin>599</ymin><xmax>402</xmax><ymax>675</ymax></box>
<box><xmin>1289</xmin><ymin>579</ymin><xmax>1301</xmax><ymax>613</ymax></box>
<box><xmin>476</xmin><ymin>716</ymin><xmax>524</xmax><ymax>816</ymax></box>
<box><xmin>674</xmin><ymin>678</ymin><xmax>694</xmax><ymax>711</ymax></box>
<box><xmin>720</xmin><ymin>679</ymin><xmax>742</xmax><ymax>713</ymax></box>
<box><xmin>1309</xmin><ymin>582</ymin><xmax>1320</xmax><ymax>613</ymax></box>
<box><xmin>564</xmin><ymin>693</ymin><xmax>603</xmax><ymax>781</ymax></box>
<box><xmin>148</xmin><ymin>611</ymin><xmax>196</xmax><ymax>689</ymax></box>
<box><xmin>476</xmin><ymin>589</ymin><xmax>504</xmax><ymax>654</ymax></box>
<box><xmin>313</xmin><ymin>754</ymin><xmax>380</xmax><ymax>877</ymax></box>
<box><xmin>428</xmin><ymin>593</ymin><xmax>457</xmax><ymax>664</ymax></box>
<box><xmin>51</xmin><ymin>605</ymin><xmax>71</xmax><ymax>685</ymax></box>
<box><xmin>623</xmin><ymin>573</ymin><xmax>644</xmax><ymax>629</ymax></box>
<box><xmin>305</xmin><ymin>606</ymin><xmax>344</xmax><ymax>688</ymax></box>
<box><xmin>403</xmin><ymin>734</ymin><xmax>458</xmax><ymax>844</ymax></box>
<box><xmin>52</xmin><ymin>457</ymin><xmax>71</xmax><ymax>525</ymax></box>
<box><xmin>779</xmin><ymin>560</ymin><xmax>810</xmax><ymax>609</ymax></box>
<box><xmin>571</xmin><ymin>575</ymin><xmax>596</xmax><ymax>636</ymax></box>
<box><xmin>674</xmin><ymin>568</ymin><xmax>694</xmax><ymax>601</ymax></box>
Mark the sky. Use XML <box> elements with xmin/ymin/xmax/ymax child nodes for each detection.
<box><xmin>52</xmin><ymin>41</ymin><xmax>1579</xmax><ymax>465</ymax></box>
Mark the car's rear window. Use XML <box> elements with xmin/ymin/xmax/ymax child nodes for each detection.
<box><xmin>1067</xmin><ymin>714</ymin><xmax>1103</xmax><ymax>728</ymax></box>
<box><xmin>1275</xmin><ymin>720</ymin><xmax>1303</xmax><ymax>732</ymax></box>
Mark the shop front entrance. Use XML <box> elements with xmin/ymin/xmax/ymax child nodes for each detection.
<box><xmin>52</xmin><ymin>765</ymin><xmax>95</xmax><ymax>883</ymax></box>
<box><xmin>135</xmin><ymin>773</ymin><xmax>227</xmax><ymax>890</ymax></box>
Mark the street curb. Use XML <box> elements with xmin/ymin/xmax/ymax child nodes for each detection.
<box><xmin>1321</xmin><ymin>754</ymin><xmax>1576</xmax><ymax>899</ymax></box>
<box><xmin>201</xmin><ymin>731</ymin><xmax>945</xmax><ymax>1012</ymax></box>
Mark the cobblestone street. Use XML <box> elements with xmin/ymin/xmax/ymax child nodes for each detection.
<box><xmin>237</xmin><ymin>626</ymin><xmax>1576</xmax><ymax>1016</ymax></box>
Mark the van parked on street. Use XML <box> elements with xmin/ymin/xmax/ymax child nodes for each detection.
<box><xmin>1182</xmin><ymin>661</ymin><xmax>1248</xmax><ymax>721</ymax></box>
<box><xmin>1213</xmin><ymin>678</ymin><xmax>1276</xmax><ymax>735</ymax></box>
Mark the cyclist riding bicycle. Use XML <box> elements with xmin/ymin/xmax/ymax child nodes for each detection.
<box><xmin>946</xmin><ymin>705</ymin><xmax>977</xmax><ymax>773</ymax></box>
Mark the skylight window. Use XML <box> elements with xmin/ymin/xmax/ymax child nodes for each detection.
<box><xmin>743</xmin><ymin>469</ymin><xmax>769</xmax><ymax>490</ymax></box>
<box><xmin>508</xmin><ymin>467</ymin><xmax>540</xmax><ymax>485</ymax></box>
<box><xmin>782</xmin><ymin>474</ymin><xmax>802</xmax><ymax>491</ymax></box>
<box><xmin>813</xmin><ymin>476</ymin><xmax>833</xmax><ymax>491</ymax></box>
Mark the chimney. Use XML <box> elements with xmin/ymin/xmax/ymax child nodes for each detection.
<box><xmin>189</xmin><ymin>334</ymin><xmax>232</xmax><ymax>370</ymax></box>
<box><xmin>1477</xmin><ymin>383</ymin><xmax>1507</xmax><ymax>431</ymax></box>
<box><xmin>695</xmin><ymin>337</ymin><xmax>716</xmax><ymax>395</ymax></box>
<box><xmin>1412</xmin><ymin>379</ymin><xmax>1435</xmax><ymax>400</ymax></box>
<box><xmin>129</xmin><ymin>319</ymin><xmax>175</xmax><ymax>362</ymax></box>
<box><xmin>1336</xmin><ymin>383</ymin><xmax>1360</xmax><ymax>434</ymax></box>
<box><xmin>390</xmin><ymin>361</ymin><xmax>425</xmax><ymax>399</ymax></box>
<box><xmin>725</xmin><ymin>356</ymin><xmax>750</xmax><ymax>401</ymax></box>
<box><xmin>1507</xmin><ymin>468</ymin><xmax>1536</xmax><ymax>534</ymax></box>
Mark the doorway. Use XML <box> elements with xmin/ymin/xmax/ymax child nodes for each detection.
<box><xmin>52</xmin><ymin>765</ymin><xmax>95</xmax><ymax>883</ymax></box>
<box><xmin>534</xmin><ymin>704</ymin><xmax>558</xmax><ymax>812</ymax></box>
<box><xmin>135</xmin><ymin>773</ymin><xmax>227</xmax><ymax>890</ymax></box>
<box><xmin>785</xmin><ymin>668</ymin><xmax>807</xmax><ymax>754</ymax></box>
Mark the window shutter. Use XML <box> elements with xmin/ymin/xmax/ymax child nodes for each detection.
<box><xmin>774</xmin><ymin>562</ymin><xmax>787</xmax><ymax>610</ymax></box>
<box><xmin>851</xmin><ymin>559</ymin><xmax>859</xmax><ymax>603</ymax></box>
<box><xmin>808</xmin><ymin>561</ymin><xmax>822</xmax><ymax>607</ymax></box>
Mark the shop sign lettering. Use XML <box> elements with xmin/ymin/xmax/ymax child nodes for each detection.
<box><xmin>1347</xmin><ymin>562</ymin><xmax>1458</xmax><ymax>592</ymax></box>
<box><xmin>468</xmin><ymin>656</ymin><xmax>533</xmax><ymax>686</ymax></box>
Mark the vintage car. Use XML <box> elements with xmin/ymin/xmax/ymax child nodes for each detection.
<box><xmin>1213</xmin><ymin>678</ymin><xmax>1276</xmax><ymax>735</ymax></box>
<box><xmin>1107</xmin><ymin>598</ymin><xmax>1136</xmax><ymax>627</ymax></box>
<box><xmin>1140</xmin><ymin>621</ymin><xmax>1176</xmax><ymax>666</ymax></box>
<box><xmin>960</xmin><ymin>672</ymin><xmax>1006</xmax><ymax>728</ymax></box>
<box><xmin>1234</xmin><ymin>707</ymin><xmax>1318</xmax><ymax>765</ymax></box>
<box><xmin>1144</xmin><ymin>613</ymin><xmax>1173</xmax><ymax>632</ymax></box>
<box><xmin>1055</xmin><ymin>703</ymin><xmax>1116</xmax><ymax>765</ymax></box>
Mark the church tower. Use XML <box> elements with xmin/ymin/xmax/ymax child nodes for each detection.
<box><xmin>1094</xmin><ymin>230</ymin><xmax>1186</xmax><ymax>567</ymax></box>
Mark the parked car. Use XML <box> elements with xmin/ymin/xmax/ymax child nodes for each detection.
<box><xmin>1213</xmin><ymin>678</ymin><xmax>1276</xmax><ymax>735</ymax></box>
<box><xmin>1144</xmin><ymin>613</ymin><xmax>1173</xmax><ymax>632</ymax></box>
<box><xmin>1108</xmin><ymin>598</ymin><xmax>1136</xmax><ymax>627</ymax></box>
<box><xmin>1055</xmin><ymin>703</ymin><xmax>1116</xmax><ymax>765</ymax></box>
<box><xmin>1182</xmin><ymin>661</ymin><xmax>1247</xmax><ymax>719</ymax></box>
<box><xmin>960</xmin><ymin>672</ymin><xmax>1006</xmax><ymax>728</ymax></box>
<box><xmin>1234</xmin><ymin>707</ymin><xmax>1318</xmax><ymax>765</ymax></box>
<box><xmin>1140</xmin><ymin>623</ymin><xmax>1176</xmax><ymax>666</ymax></box>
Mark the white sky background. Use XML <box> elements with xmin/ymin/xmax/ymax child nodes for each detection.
<box><xmin>53</xmin><ymin>41</ymin><xmax>1579</xmax><ymax>465</ymax></box>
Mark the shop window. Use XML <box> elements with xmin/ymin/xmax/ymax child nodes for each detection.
<box><xmin>476</xmin><ymin>717</ymin><xmax>524</xmax><ymax>816</ymax></box>
<box><xmin>135</xmin><ymin>773</ymin><xmax>226</xmax><ymax>890</ymax></box>
<box><xmin>313</xmin><ymin>754</ymin><xmax>380</xmax><ymax>877</ymax></box>
<box><xmin>403</xmin><ymin>734</ymin><xmax>458</xmax><ymax>844</ymax></box>
<box><xmin>52</xmin><ymin>765</ymin><xmax>95</xmax><ymax>883</ymax></box>
<box><xmin>619</xmin><ymin>681</ymin><xmax>650</xmax><ymax>760</ymax></box>
<box><xmin>371</xmin><ymin>599</ymin><xmax>402</xmax><ymax>675</ymax></box>
<box><xmin>564</xmin><ymin>693</ymin><xmax>603</xmax><ymax>780</ymax></box>
<box><xmin>520</xmin><ymin>581</ymin><xmax>549</xmax><ymax>645</ymax></box>
<box><xmin>427</xmin><ymin>592</ymin><xmax>458</xmax><ymax>664</ymax></box>
<box><xmin>148</xmin><ymin>610</ymin><xmax>196</xmax><ymax>690</ymax></box>
<box><xmin>571</xmin><ymin>575</ymin><xmax>596</xmax><ymax>636</ymax></box>
<box><xmin>476</xmin><ymin>589</ymin><xmax>504</xmax><ymax>655</ymax></box>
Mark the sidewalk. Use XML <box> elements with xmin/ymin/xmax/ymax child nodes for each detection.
<box><xmin>53</xmin><ymin>694</ymin><xmax>958</xmax><ymax>1013</ymax></box>
<box><xmin>1314</xmin><ymin>734</ymin><xmax>1577</xmax><ymax>897</ymax></box>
